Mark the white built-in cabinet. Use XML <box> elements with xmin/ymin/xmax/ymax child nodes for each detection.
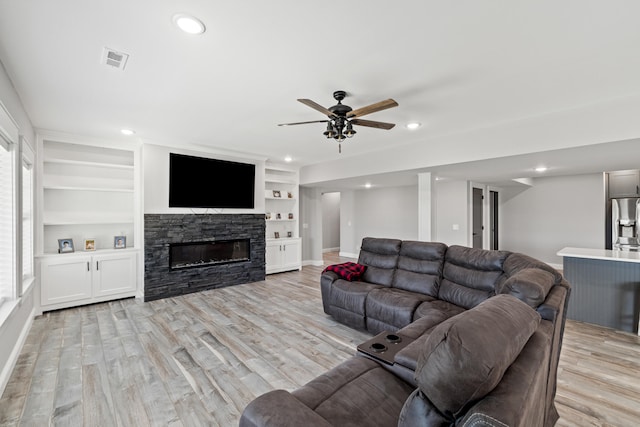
<box><xmin>264</xmin><ymin>164</ymin><xmax>301</xmax><ymax>273</ymax></box>
<box><xmin>36</xmin><ymin>132</ymin><xmax>141</xmax><ymax>311</ymax></box>
<box><xmin>40</xmin><ymin>250</ymin><xmax>136</xmax><ymax>309</ymax></box>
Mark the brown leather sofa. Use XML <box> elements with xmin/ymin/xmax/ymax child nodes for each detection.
<box><xmin>240</xmin><ymin>238</ymin><xmax>570</xmax><ymax>427</ymax></box>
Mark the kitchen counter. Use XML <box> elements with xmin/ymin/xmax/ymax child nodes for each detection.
<box><xmin>557</xmin><ymin>247</ymin><xmax>640</xmax><ymax>335</ymax></box>
<box><xmin>557</xmin><ymin>247</ymin><xmax>640</xmax><ymax>263</ymax></box>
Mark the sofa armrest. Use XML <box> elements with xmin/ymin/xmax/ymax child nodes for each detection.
<box><xmin>536</xmin><ymin>284</ymin><xmax>569</xmax><ymax>322</ymax></box>
<box><xmin>320</xmin><ymin>271</ymin><xmax>339</xmax><ymax>314</ymax></box>
<box><xmin>240</xmin><ymin>390</ymin><xmax>332</xmax><ymax>427</ymax></box>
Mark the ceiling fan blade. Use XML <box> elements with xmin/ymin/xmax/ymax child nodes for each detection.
<box><xmin>350</xmin><ymin>119</ymin><xmax>396</xmax><ymax>130</ymax></box>
<box><xmin>278</xmin><ymin>120</ymin><xmax>329</xmax><ymax>126</ymax></box>
<box><xmin>347</xmin><ymin>99</ymin><xmax>399</xmax><ymax>118</ymax></box>
<box><xmin>298</xmin><ymin>99</ymin><xmax>336</xmax><ymax>117</ymax></box>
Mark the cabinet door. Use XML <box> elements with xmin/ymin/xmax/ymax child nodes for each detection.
<box><xmin>609</xmin><ymin>171</ymin><xmax>640</xmax><ymax>198</ymax></box>
<box><xmin>282</xmin><ymin>240</ymin><xmax>301</xmax><ymax>270</ymax></box>
<box><xmin>93</xmin><ymin>252</ymin><xmax>137</xmax><ymax>298</ymax></box>
<box><xmin>41</xmin><ymin>256</ymin><xmax>92</xmax><ymax>306</ymax></box>
<box><xmin>265</xmin><ymin>242</ymin><xmax>282</xmax><ymax>274</ymax></box>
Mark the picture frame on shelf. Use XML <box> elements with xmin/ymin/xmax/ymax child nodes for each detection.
<box><xmin>84</xmin><ymin>239</ymin><xmax>96</xmax><ymax>251</ymax></box>
<box><xmin>58</xmin><ymin>238</ymin><xmax>75</xmax><ymax>253</ymax></box>
<box><xmin>114</xmin><ymin>236</ymin><xmax>126</xmax><ymax>249</ymax></box>
<box><xmin>287</xmin><ymin>231</ymin><xmax>292</xmax><ymax>238</ymax></box>
<box><xmin>266</xmin><ymin>212</ymin><xmax>272</xmax><ymax>220</ymax></box>
<box><xmin>273</xmin><ymin>190</ymin><xmax>281</xmax><ymax>198</ymax></box>
<box><xmin>276</xmin><ymin>213</ymin><xmax>282</xmax><ymax>220</ymax></box>
<box><xmin>287</xmin><ymin>191</ymin><xmax>293</xmax><ymax>198</ymax></box>
<box><xmin>288</xmin><ymin>213</ymin><xmax>294</xmax><ymax>219</ymax></box>
<box><xmin>274</xmin><ymin>232</ymin><xmax>280</xmax><ymax>239</ymax></box>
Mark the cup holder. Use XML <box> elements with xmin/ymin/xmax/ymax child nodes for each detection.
<box><xmin>385</xmin><ymin>334</ymin><xmax>402</xmax><ymax>344</ymax></box>
<box><xmin>370</xmin><ymin>342</ymin><xmax>387</xmax><ymax>353</ymax></box>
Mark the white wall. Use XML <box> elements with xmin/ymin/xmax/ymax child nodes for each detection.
<box><xmin>0</xmin><ymin>60</ymin><xmax>37</xmax><ymax>395</ymax></box>
<box><xmin>143</xmin><ymin>143</ymin><xmax>265</xmax><ymax>214</ymax></box>
<box><xmin>321</xmin><ymin>192</ymin><xmax>340</xmax><ymax>251</ymax></box>
<box><xmin>339</xmin><ymin>190</ymin><xmax>358</xmax><ymax>257</ymax></box>
<box><xmin>434</xmin><ymin>179</ymin><xmax>470</xmax><ymax>246</ymax></box>
<box><xmin>351</xmin><ymin>186</ymin><xmax>419</xmax><ymax>251</ymax></box>
<box><xmin>500</xmin><ymin>173</ymin><xmax>605</xmax><ymax>265</ymax></box>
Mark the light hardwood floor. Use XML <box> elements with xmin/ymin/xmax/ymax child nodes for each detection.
<box><xmin>1</xmin><ymin>255</ymin><xmax>639</xmax><ymax>426</ymax></box>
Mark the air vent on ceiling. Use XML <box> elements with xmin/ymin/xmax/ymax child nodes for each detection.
<box><xmin>102</xmin><ymin>47</ymin><xmax>129</xmax><ymax>70</ymax></box>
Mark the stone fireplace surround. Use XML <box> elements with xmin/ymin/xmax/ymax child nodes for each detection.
<box><xmin>144</xmin><ymin>214</ymin><xmax>265</xmax><ymax>301</ymax></box>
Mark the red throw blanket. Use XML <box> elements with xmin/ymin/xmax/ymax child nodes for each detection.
<box><xmin>323</xmin><ymin>262</ymin><xmax>367</xmax><ymax>281</ymax></box>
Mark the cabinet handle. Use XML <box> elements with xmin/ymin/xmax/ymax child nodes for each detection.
<box><xmin>87</xmin><ymin>262</ymin><xmax>90</xmax><ymax>271</ymax></box>
<box><xmin>96</xmin><ymin>261</ymin><xmax>99</xmax><ymax>271</ymax></box>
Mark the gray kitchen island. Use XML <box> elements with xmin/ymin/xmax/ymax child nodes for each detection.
<box><xmin>558</xmin><ymin>247</ymin><xmax>640</xmax><ymax>335</ymax></box>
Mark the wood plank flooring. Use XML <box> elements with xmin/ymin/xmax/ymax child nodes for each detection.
<box><xmin>1</xmin><ymin>254</ymin><xmax>639</xmax><ymax>426</ymax></box>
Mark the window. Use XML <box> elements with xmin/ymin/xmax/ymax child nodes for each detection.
<box><xmin>22</xmin><ymin>139</ymin><xmax>34</xmax><ymax>287</ymax></box>
<box><xmin>0</xmin><ymin>135</ymin><xmax>14</xmax><ymax>305</ymax></box>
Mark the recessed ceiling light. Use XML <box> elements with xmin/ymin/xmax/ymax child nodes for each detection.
<box><xmin>406</xmin><ymin>122</ymin><xmax>421</xmax><ymax>130</ymax></box>
<box><xmin>535</xmin><ymin>166</ymin><xmax>548</xmax><ymax>173</ymax></box>
<box><xmin>364</xmin><ymin>183</ymin><xmax>372</xmax><ymax>189</ymax></box>
<box><xmin>173</xmin><ymin>14</ymin><xmax>206</xmax><ymax>35</ymax></box>
<box><xmin>284</xmin><ymin>156</ymin><xmax>292</xmax><ymax>163</ymax></box>
<box><xmin>121</xmin><ymin>129</ymin><xmax>135</xmax><ymax>136</ymax></box>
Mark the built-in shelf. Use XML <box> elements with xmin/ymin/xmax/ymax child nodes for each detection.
<box><xmin>264</xmin><ymin>163</ymin><xmax>301</xmax><ymax>273</ymax></box>
<box><xmin>44</xmin><ymin>158</ymin><xmax>134</xmax><ymax>170</ymax></box>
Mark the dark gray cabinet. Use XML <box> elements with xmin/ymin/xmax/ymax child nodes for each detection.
<box><xmin>608</xmin><ymin>170</ymin><xmax>640</xmax><ymax>198</ymax></box>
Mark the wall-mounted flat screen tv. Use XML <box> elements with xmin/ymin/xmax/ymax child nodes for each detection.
<box><xmin>169</xmin><ymin>153</ymin><xmax>255</xmax><ymax>209</ymax></box>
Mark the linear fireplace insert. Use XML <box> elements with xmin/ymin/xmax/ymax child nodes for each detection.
<box><xmin>169</xmin><ymin>239</ymin><xmax>250</xmax><ymax>270</ymax></box>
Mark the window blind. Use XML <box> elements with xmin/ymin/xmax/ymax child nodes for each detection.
<box><xmin>22</xmin><ymin>157</ymin><xmax>33</xmax><ymax>281</ymax></box>
<box><xmin>0</xmin><ymin>140</ymin><xmax>14</xmax><ymax>304</ymax></box>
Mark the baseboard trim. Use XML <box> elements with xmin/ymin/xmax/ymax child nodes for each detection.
<box><xmin>339</xmin><ymin>251</ymin><xmax>359</xmax><ymax>259</ymax></box>
<box><xmin>322</xmin><ymin>247</ymin><xmax>340</xmax><ymax>253</ymax></box>
<box><xmin>302</xmin><ymin>259</ymin><xmax>324</xmax><ymax>267</ymax></box>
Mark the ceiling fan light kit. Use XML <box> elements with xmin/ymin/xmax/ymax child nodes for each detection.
<box><xmin>279</xmin><ymin>90</ymin><xmax>398</xmax><ymax>153</ymax></box>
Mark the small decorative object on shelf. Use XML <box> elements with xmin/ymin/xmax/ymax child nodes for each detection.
<box><xmin>274</xmin><ymin>232</ymin><xmax>280</xmax><ymax>239</ymax></box>
<box><xmin>288</xmin><ymin>213</ymin><xmax>294</xmax><ymax>219</ymax></box>
<box><xmin>84</xmin><ymin>239</ymin><xmax>96</xmax><ymax>251</ymax></box>
<box><xmin>276</xmin><ymin>213</ymin><xmax>282</xmax><ymax>220</ymax></box>
<box><xmin>287</xmin><ymin>191</ymin><xmax>293</xmax><ymax>198</ymax></box>
<box><xmin>58</xmin><ymin>238</ymin><xmax>75</xmax><ymax>253</ymax></box>
<box><xmin>287</xmin><ymin>231</ymin><xmax>292</xmax><ymax>238</ymax></box>
<box><xmin>114</xmin><ymin>236</ymin><xmax>126</xmax><ymax>249</ymax></box>
<box><xmin>273</xmin><ymin>190</ymin><xmax>281</xmax><ymax>198</ymax></box>
<box><xmin>266</xmin><ymin>212</ymin><xmax>272</xmax><ymax>220</ymax></box>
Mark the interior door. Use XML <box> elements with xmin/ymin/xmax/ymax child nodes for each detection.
<box><xmin>490</xmin><ymin>190</ymin><xmax>499</xmax><ymax>250</ymax></box>
<box><xmin>472</xmin><ymin>187</ymin><xmax>483</xmax><ymax>248</ymax></box>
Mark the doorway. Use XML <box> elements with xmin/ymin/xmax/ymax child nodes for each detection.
<box><xmin>472</xmin><ymin>187</ymin><xmax>483</xmax><ymax>248</ymax></box>
<box><xmin>489</xmin><ymin>190</ymin><xmax>499</xmax><ymax>250</ymax></box>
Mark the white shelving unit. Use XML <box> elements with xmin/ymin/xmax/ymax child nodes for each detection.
<box><xmin>36</xmin><ymin>133</ymin><xmax>141</xmax><ymax>310</ymax></box>
<box><xmin>264</xmin><ymin>163</ymin><xmax>301</xmax><ymax>274</ymax></box>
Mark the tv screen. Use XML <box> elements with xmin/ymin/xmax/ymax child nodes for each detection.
<box><xmin>169</xmin><ymin>153</ymin><xmax>255</xmax><ymax>209</ymax></box>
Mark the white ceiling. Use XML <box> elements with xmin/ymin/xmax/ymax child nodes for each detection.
<box><xmin>1</xmin><ymin>1</ymin><xmax>640</xmax><ymax>188</ymax></box>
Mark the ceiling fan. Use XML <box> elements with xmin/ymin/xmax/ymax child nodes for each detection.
<box><xmin>278</xmin><ymin>90</ymin><xmax>399</xmax><ymax>153</ymax></box>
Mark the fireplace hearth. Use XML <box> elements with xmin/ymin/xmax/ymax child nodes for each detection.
<box><xmin>170</xmin><ymin>239</ymin><xmax>250</xmax><ymax>270</ymax></box>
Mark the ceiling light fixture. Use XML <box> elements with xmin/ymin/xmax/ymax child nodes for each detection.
<box><xmin>284</xmin><ymin>156</ymin><xmax>292</xmax><ymax>163</ymax></box>
<box><xmin>173</xmin><ymin>14</ymin><xmax>206</xmax><ymax>35</ymax></box>
<box><xmin>535</xmin><ymin>166</ymin><xmax>548</xmax><ymax>172</ymax></box>
<box><xmin>406</xmin><ymin>122</ymin><xmax>421</xmax><ymax>130</ymax></box>
<box><xmin>364</xmin><ymin>183</ymin><xmax>372</xmax><ymax>189</ymax></box>
<box><xmin>121</xmin><ymin>129</ymin><xmax>135</xmax><ymax>136</ymax></box>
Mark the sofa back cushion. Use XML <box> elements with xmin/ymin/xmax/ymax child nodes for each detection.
<box><xmin>438</xmin><ymin>245</ymin><xmax>509</xmax><ymax>309</ymax></box>
<box><xmin>392</xmin><ymin>241</ymin><xmax>447</xmax><ymax>297</ymax></box>
<box><xmin>414</xmin><ymin>294</ymin><xmax>541</xmax><ymax>420</ymax></box>
<box><xmin>358</xmin><ymin>237</ymin><xmax>402</xmax><ymax>286</ymax></box>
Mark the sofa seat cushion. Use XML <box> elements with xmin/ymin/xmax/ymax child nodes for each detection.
<box><xmin>413</xmin><ymin>299</ymin><xmax>466</xmax><ymax>323</ymax></box>
<box><xmin>415</xmin><ymin>294</ymin><xmax>541</xmax><ymax>420</ymax></box>
<box><xmin>366</xmin><ymin>288</ymin><xmax>435</xmax><ymax>332</ymax></box>
<box><xmin>292</xmin><ymin>356</ymin><xmax>415</xmax><ymax>427</ymax></box>
<box><xmin>329</xmin><ymin>279</ymin><xmax>382</xmax><ymax>315</ymax></box>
